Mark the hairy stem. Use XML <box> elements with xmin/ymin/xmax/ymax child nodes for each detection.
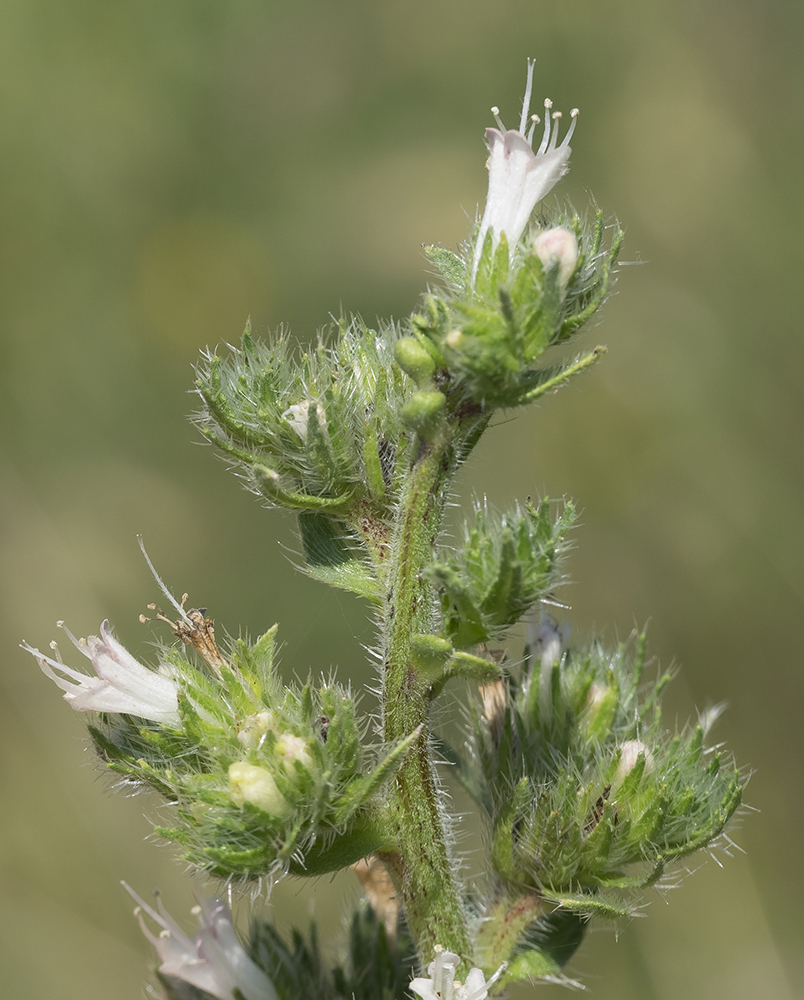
<box><xmin>379</xmin><ymin>425</ymin><xmax>472</xmax><ymax>966</ymax></box>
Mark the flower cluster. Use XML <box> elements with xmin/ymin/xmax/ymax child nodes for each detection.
<box><xmin>463</xmin><ymin>623</ymin><xmax>743</xmax><ymax>921</ymax></box>
<box><xmin>24</xmin><ymin>598</ymin><xmax>420</xmax><ymax>881</ymax></box>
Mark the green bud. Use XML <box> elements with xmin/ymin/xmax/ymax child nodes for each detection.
<box><xmin>401</xmin><ymin>390</ymin><xmax>446</xmax><ymax>440</ymax></box>
<box><xmin>411</xmin><ymin>633</ymin><xmax>453</xmax><ymax>674</ymax></box>
<box><xmin>394</xmin><ymin>336</ymin><xmax>436</xmax><ymax>386</ymax></box>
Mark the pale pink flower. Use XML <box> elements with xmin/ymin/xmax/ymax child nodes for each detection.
<box><xmin>472</xmin><ymin>60</ymin><xmax>578</xmax><ymax>283</ymax></box>
<box><xmin>22</xmin><ymin>619</ymin><xmax>180</xmax><ymax>725</ymax></box>
<box><xmin>123</xmin><ymin>884</ymin><xmax>278</xmax><ymax>1000</ymax></box>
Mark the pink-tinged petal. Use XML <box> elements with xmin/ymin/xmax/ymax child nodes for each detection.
<box><xmin>24</xmin><ymin>623</ymin><xmax>180</xmax><ymax>725</ymax></box>
<box><xmin>125</xmin><ymin>886</ymin><xmax>278</xmax><ymax>1000</ymax></box>
<box><xmin>472</xmin><ymin>66</ymin><xmax>578</xmax><ymax>285</ymax></box>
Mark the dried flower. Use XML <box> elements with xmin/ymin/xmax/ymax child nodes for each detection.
<box><xmin>410</xmin><ymin>946</ymin><xmax>506</xmax><ymax>1000</ymax></box>
<box><xmin>123</xmin><ymin>884</ymin><xmax>278</xmax><ymax>1000</ymax></box>
<box><xmin>22</xmin><ymin>620</ymin><xmax>180</xmax><ymax>725</ymax></box>
<box><xmin>352</xmin><ymin>854</ymin><xmax>399</xmax><ymax>940</ymax></box>
<box><xmin>472</xmin><ymin>59</ymin><xmax>578</xmax><ymax>282</ymax></box>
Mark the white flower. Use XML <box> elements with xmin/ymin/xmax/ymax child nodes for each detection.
<box><xmin>123</xmin><ymin>884</ymin><xmax>278</xmax><ymax>1000</ymax></box>
<box><xmin>22</xmin><ymin>620</ymin><xmax>180</xmax><ymax>725</ymax></box>
<box><xmin>472</xmin><ymin>59</ymin><xmax>578</xmax><ymax>283</ymax></box>
<box><xmin>410</xmin><ymin>946</ymin><xmax>506</xmax><ymax>1000</ymax></box>
<box><xmin>281</xmin><ymin>400</ymin><xmax>310</xmax><ymax>439</ymax></box>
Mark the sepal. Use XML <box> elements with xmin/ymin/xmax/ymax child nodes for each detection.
<box><xmin>426</xmin><ymin>498</ymin><xmax>574</xmax><ymax>648</ymax></box>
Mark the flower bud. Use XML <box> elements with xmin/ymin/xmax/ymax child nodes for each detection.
<box><xmin>394</xmin><ymin>336</ymin><xmax>436</xmax><ymax>386</ymax></box>
<box><xmin>276</xmin><ymin>733</ymin><xmax>313</xmax><ymax>771</ymax></box>
<box><xmin>613</xmin><ymin>739</ymin><xmax>655</xmax><ymax>784</ymax></box>
<box><xmin>228</xmin><ymin>762</ymin><xmax>291</xmax><ymax>817</ymax></box>
<box><xmin>236</xmin><ymin>710</ymin><xmax>274</xmax><ymax>749</ymax></box>
<box><xmin>401</xmin><ymin>390</ymin><xmax>446</xmax><ymax>440</ymax></box>
<box><xmin>533</xmin><ymin>227</ymin><xmax>579</xmax><ymax>287</ymax></box>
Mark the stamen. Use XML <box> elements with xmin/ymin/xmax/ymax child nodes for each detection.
<box><xmin>57</xmin><ymin>620</ymin><xmax>89</xmax><ymax>655</ymax></box>
<box><xmin>560</xmin><ymin>107</ymin><xmax>580</xmax><ymax>147</ymax></box>
<box><xmin>137</xmin><ymin>535</ymin><xmax>191</xmax><ymax>622</ymax></box>
<box><xmin>49</xmin><ymin>640</ymin><xmax>63</xmax><ymax>663</ymax></box>
<box><xmin>519</xmin><ymin>57</ymin><xmax>536</xmax><ymax>133</ymax></box>
<box><xmin>537</xmin><ymin>98</ymin><xmax>553</xmax><ymax>155</ymax></box>
<box><xmin>526</xmin><ymin>113</ymin><xmax>540</xmax><ymax>144</ymax></box>
<box><xmin>490</xmin><ymin>105</ymin><xmax>505</xmax><ymax>130</ymax></box>
<box><xmin>548</xmin><ymin>111</ymin><xmax>562</xmax><ymax>150</ymax></box>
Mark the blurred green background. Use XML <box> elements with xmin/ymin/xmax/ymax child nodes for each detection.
<box><xmin>1</xmin><ymin>1</ymin><xmax>801</xmax><ymax>997</ymax></box>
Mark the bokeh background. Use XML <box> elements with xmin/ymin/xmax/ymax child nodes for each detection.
<box><xmin>1</xmin><ymin>2</ymin><xmax>802</xmax><ymax>998</ymax></box>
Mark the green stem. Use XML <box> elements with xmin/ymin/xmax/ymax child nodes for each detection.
<box><xmin>518</xmin><ymin>346</ymin><xmax>606</xmax><ymax>405</ymax></box>
<box><xmin>379</xmin><ymin>424</ymin><xmax>472</xmax><ymax>967</ymax></box>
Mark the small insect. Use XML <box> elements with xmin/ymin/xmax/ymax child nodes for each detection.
<box><xmin>137</xmin><ymin>536</ymin><xmax>227</xmax><ymax>678</ymax></box>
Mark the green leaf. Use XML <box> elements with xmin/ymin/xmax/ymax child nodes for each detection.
<box><xmin>298</xmin><ymin>511</ymin><xmax>380</xmax><ymax>602</ymax></box>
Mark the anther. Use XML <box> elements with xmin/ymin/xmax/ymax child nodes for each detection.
<box><xmin>571</xmin><ymin>108</ymin><xmax>580</xmax><ymax>118</ymax></box>
<box><xmin>544</xmin><ymin>98</ymin><xmax>553</xmax><ymax>109</ymax></box>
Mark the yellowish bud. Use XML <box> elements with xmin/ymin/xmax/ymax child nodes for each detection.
<box><xmin>236</xmin><ymin>710</ymin><xmax>274</xmax><ymax>749</ymax></box>
<box><xmin>228</xmin><ymin>761</ymin><xmax>290</xmax><ymax>817</ymax></box>
<box><xmin>276</xmin><ymin>733</ymin><xmax>313</xmax><ymax>770</ymax></box>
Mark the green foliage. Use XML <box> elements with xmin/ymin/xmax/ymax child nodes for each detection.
<box><xmin>88</xmin><ymin>625</ymin><xmax>420</xmax><ymax>880</ymax></box>
<box><xmin>426</xmin><ymin>498</ymin><xmax>575</xmax><ymax>648</ymax></box>
<box><xmin>462</xmin><ymin>630</ymin><xmax>744</xmax><ymax>919</ymax></box>
<box><xmin>194</xmin><ymin>319</ymin><xmax>413</xmax><ymax>517</ymax></box>
<box><xmin>297</xmin><ymin>511</ymin><xmax>381</xmax><ymax>603</ymax></box>
<box><xmin>246</xmin><ymin>906</ymin><xmax>417</xmax><ymax>1000</ymax></box>
<box><xmin>503</xmin><ymin>909</ymin><xmax>587</xmax><ymax>988</ymax></box>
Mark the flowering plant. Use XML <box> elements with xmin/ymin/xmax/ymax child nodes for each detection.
<box><xmin>23</xmin><ymin>63</ymin><xmax>745</xmax><ymax>999</ymax></box>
